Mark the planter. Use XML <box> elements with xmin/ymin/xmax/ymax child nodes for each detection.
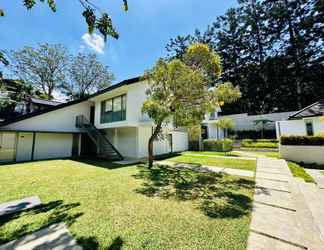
<box><xmin>279</xmin><ymin>145</ymin><xmax>324</xmax><ymax>164</ymax></box>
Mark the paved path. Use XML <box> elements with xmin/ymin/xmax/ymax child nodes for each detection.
<box><xmin>0</xmin><ymin>196</ymin><xmax>41</xmax><ymax>217</ymax></box>
<box><xmin>0</xmin><ymin>223</ymin><xmax>81</xmax><ymax>250</ymax></box>
<box><xmin>248</xmin><ymin>157</ymin><xmax>324</xmax><ymax>250</ymax></box>
<box><xmin>182</xmin><ymin>153</ymin><xmax>255</xmax><ymax>161</ymax></box>
<box><xmin>157</xmin><ymin>160</ymin><xmax>254</xmax><ymax>178</ymax></box>
<box><xmin>305</xmin><ymin>169</ymin><xmax>324</xmax><ymax>189</ymax></box>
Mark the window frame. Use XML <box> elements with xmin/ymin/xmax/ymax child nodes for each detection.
<box><xmin>101</xmin><ymin>94</ymin><xmax>127</xmax><ymax>124</ymax></box>
<box><xmin>304</xmin><ymin>119</ymin><xmax>314</xmax><ymax>136</ymax></box>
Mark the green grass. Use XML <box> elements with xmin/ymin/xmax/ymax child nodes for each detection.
<box><xmin>183</xmin><ymin>151</ymin><xmax>241</xmax><ymax>157</ymax></box>
<box><xmin>0</xmin><ymin>159</ymin><xmax>255</xmax><ymax>250</ymax></box>
<box><xmin>287</xmin><ymin>162</ymin><xmax>315</xmax><ymax>183</ymax></box>
<box><xmin>168</xmin><ymin>155</ymin><xmax>256</xmax><ymax>172</ymax></box>
<box><xmin>241</xmin><ymin>139</ymin><xmax>278</xmax><ymax>149</ymax></box>
<box><xmin>321</xmin><ymin>171</ymin><xmax>324</xmax><ymax>176</ymax></box>
<box><xmin>237</xmin><ymin>151</ymin><xmax>281</xmax><ymax>159</ymax></box>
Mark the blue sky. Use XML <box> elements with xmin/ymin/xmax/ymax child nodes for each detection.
<box><xmin>0</xmin><ymin>0</ymin><xmax>237</xmax><ymax>83</ymax></box>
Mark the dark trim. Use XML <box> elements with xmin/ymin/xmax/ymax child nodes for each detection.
<box><xmin>0</xmin><ymin>129</ymin><xmax>85</xmax><ymax>134</ymax></box>
<box><xmin>0</xmin><ymin>76</ymin><xmax>141</xmax><ymax>127</ymax></box>
<box><xmin>31</xmin><ymin>132</ymin><xmax>36</xmax><ymax>161</ymax></box>
<box><xmin>288</xmin><ymin>100</ymin><xmax>324</xmax><ymax>120</ymax></box>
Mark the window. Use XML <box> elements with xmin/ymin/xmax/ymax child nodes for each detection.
<box><xmin>305</xmin><ymin>120</ymin><xmax>314</xmax><ymax>136</ymax></box>
<box><xmin>101</xmin><ymin>94</ymin><xmax>126</xmax><ymax>123</ymax></box>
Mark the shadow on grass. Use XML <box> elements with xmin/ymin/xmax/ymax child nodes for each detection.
<box><xmin>76</xmin><ymin>236</ymin><xmax>123</xmax><ymax>250</ymax></box>
<box><xmin>0</xmin><ymin>200</ymin><xmax>82</xmax><ymax>245</ymax></box>
<box><xmin>133</xmin><ymin>164</ymin><xmax>254</xmax><ymax>219</ymax></box>
<box><xmin>72</xmin><ymin>158</ymin><xmax>131</xmax><ymax>170</ymax></box>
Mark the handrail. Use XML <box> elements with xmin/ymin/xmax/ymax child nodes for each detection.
<box><xmin>75</xmin><ymin>115</ymin><xmax>123</xmax><ymax>160</ymax></box>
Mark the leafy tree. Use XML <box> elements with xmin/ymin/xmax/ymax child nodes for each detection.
<box><xmin>62</xmin><ymin>52</ymin><xmax>114</xmax><ymax>100</ymax></box>
<box><xmin>142</xmin><ymin>44</ymin><xmax>241</xmax><ymax>168</ymax></box>
<box><xmin>11</xmin><ymin>43</ymin><xmax>69</xmax><ymax>100</ymax></box>
<box><xmin>215</xmin><ymin>118</ymin><xmax>235</xmax><ymax>138</ymax></box>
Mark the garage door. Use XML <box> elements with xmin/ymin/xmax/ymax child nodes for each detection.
<box><xmin>34</xmin><ymin>133</ymin><xmax>73</xmax><ymax>160</ymax></box>
<box><xmin>0</xmin><ymin>132</ymin><xmax>16</xmax><ymax>162</ymax></box>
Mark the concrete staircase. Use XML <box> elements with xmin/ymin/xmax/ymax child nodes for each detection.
<box><xmin>248</xmin><ymin>157</ymin><xmax>324</xmax><ymax>250</ymax></box>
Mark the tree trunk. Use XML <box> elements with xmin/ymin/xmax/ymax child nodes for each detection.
<box><xmin>148</xmin><ymin>123</ymin><xmax>162</xmax><ymax>169</ymax></box>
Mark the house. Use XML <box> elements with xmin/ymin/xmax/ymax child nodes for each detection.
<box><xmin>0</xmin><ymin>77</ymin><xmax>188</xmax><ymax>163</ymax></box>
<box><xmin>275</xmin><ymin>100</ymin><xmax>324</xmax><ymax>138</ymax></box>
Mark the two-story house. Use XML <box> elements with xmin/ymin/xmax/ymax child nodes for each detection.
<box><xmin>0</xmin><ymin>77</ymin><xmax>188</xmax><ymax>163</ymax></box>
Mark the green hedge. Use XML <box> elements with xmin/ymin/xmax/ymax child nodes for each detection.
<box><xmin>203</xmin><ymin>139</ymin><xmax>233</xmax><ymax>152</ymax></box>
<box><xmin>280</xmin><ymin>136</ymin><xmax>324</xmax><ymax>146</ymax></box>
<box><xmin>241</xmin><ymin>139</ymin><xmax>278</xmax><ymax>148</ymax></box>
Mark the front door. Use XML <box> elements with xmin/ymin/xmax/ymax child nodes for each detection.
<box><xmin>90</xmin><ymin>106</ymin><xmax>95</xmax><ymax>125</ymax></box>
<box><xmin>0</xmin><ymin>132</ymin><xmax>17</xmax><ymax>162</ymax></box>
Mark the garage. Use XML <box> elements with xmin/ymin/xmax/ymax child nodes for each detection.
<box><xmin>0</xmin><ymin>131</ymin><xmax>77</xmax><ymax>163</ymax></box>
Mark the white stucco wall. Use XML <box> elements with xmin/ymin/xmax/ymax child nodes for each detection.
<box><xmin>206</xmin><ymin>123</ymin><xmax>224</xmax><ymax>140</ymax></box>
<box><xmin>2</xmin><ymin>101</ymin><xmax>92</xmax><ymax>132</ymax></box>
<box><xmin>276</xmin><ymin>117</ymin><xmax>324</xmax><ymax>138</ymax></box>
<box><xmin>33</xmin><ymin>133</ymin><xmax>73</xmax><ymax>160</ymax></box>
<box><xmin>172</xmin><ymin>131</ymin><xmax>188</xmax><ymax>152</ymax></box>
<box><xmin>280</xmin><ymin>145</ymin><xmax>324</xmax><ymax>164</ymax></box>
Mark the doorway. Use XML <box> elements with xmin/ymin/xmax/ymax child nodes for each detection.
<box><xmin>90</xmin><ymin>106</ymin><xmax>95</xmax><ymax>125</ymax></box>
<box><xmin>0</xmin><ymin>132</ymin><xmax>17</xmax><ymax>162</ymax></box>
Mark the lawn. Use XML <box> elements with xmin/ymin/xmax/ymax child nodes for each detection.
<box><xmin>0</xmin><ymin>159</ymin><xmax>255</xmax><ymax>250</ymax></box>
<box><xmin>168</xmin><ymin>155</ymin><xmax>256</xmax><ymax>172</ymax></box>
<box><xmin>236</xmin><ymin>151</ymin><xmax>281</xmax><ymax>159</ymax></box>
<box><xmin>321</xmin><ymin>171</ymin><xmax>324</xmax><ymax>176</ymax></box>
<box><xmin>183</xmin><ymin>151</ymin><xmax>241</xmax><ymax>157</ymax></box>
<box><xmin>287</xmin><ymin>162</ymin><xmax>315</xmax><ymax>183</ymax></box>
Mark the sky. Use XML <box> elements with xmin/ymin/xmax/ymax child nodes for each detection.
<box><xmin>0</xmin><ymin>0</ymin><xmax>238</xmax><ymax>83</ymax></box>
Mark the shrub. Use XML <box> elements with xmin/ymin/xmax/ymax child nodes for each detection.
<box><xmin>229</xmin><ymin>130</ymin><xmax>276</xmax><ymax>139</ymax></box>
<box><xmin>203</xmin><ymin>139</ymin><xmax>233</xmax><ymax>152</ymax></box>
<box><xmin>280</xmin><ymin>136</ymin><xmax>324</xmax><ymax>146</ymax></box>
<box><xmin>241</xmin><ymin>139</ymin><xmax>278</xmax><ymax>148</ymax></box>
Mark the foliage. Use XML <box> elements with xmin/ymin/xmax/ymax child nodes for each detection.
<box><xmin>287</xmin><ymin>162</ymin><xmax>315</xmax><ymax>183</ymax></box>
<box><xmin>0</xmin><ymin>0</ymin><xmax>128</xmax><ymax>41</ymax></box>
<box><xmin>241</xmin><ymin>139</ymin><xmax>278</xmax><ymax>148</ymax></box>
<box><xmin>143</xmin><ymin>43</ymin><xmax>241</xmax><ymax>167</ymax></box>
<box><xmin>62</xmin><ymin>52</ymin><xmax>113</xmax><ymax>100</ymax></box>
<box><xmin>215</xmin><ymin>118</ymin><xmax>235</xmax><ymax>130</ymax></box>
<box><xmin>203</xmin><ymin>139</ymin><xmax>234</xmax><ymax>152</ymax></box>
<box><xmin>11</xmin><ymin>43</ymin><xmax>69</xmax><ymax>100</ymax></box>
<box><xmin>0</xmin><ymin>159</ymin><xmax>254</xmax><ymax>249</ymax></box>
<box><xmin>166</xmin><ymin>0</ymin><xmax>324</xmax><ymax>115</ymax></box>
<box><xmin>229</xmin><ymin>129</ymin><xmax>276</xmax><ymax>139</ymax></box>
<box><xmin>280</xmin><ymin>136</ymin><xmax>324</xmax><ymax>146</ymax></box>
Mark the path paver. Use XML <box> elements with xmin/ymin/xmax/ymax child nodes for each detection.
<box><xmin>248</xmin><ymin>157</ymin><xmax>324</xmax><ymax>250</ymax></box>
<box><xmin>305</xmin><ymin>169</ymin><xmax>324</xmax><ymax>189</ymax></box>
<box><xmin>0</xmin><ymin>223</ymin><xmax>81</xmax><ymax>250</ymax></box>
<box><xmin>0</xmin><ymin>196</ymin><xmax>41</xmax><ymax>217</ymax></box>
<box><xmin>157</xmin><ymin>160</ymin><xmax>254</xmax><ymax>178</ymax></box>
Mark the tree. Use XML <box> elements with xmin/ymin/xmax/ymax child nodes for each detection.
<box><xmin>215</xmin><ymin>118</ymin><xmax>235</xmax><ymax>138</ymax></box>
<box><xmin>11</xmin><ymin>43</ymin><xmax>69</xmax><ymax>100</ymax></box>
<box><xmin>0</xmin><ymin>0</ymin><xmax>128</xmax><ymax>41</ymax></box>
<box><xmin>142</xmin><ymin>44</ymin><xmax>241</xmax><ymax>168</ymax></box>
<box><xmin>62</xmin><ymin>52</ymin><xmax>114</xmax><ymax>100</ymax></box>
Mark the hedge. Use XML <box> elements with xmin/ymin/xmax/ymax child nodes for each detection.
<box><xmin>280</xmin><ymin>136</ymin><xmax>324</xmax><ymax>146</ymax></box>
<box><xmin>203</xmin><ymin>139</ymin><xmax>233</xmax><ymax>152</ymax></box>
<box><xmin>241</xmin><ymin>139</ymin><xmax>278</xmax><ymax>148</ymax></box>
<box><xmin>229</xmin><ymin>130</ymin><xmax>276</xmax><ymax>139</ymax></box>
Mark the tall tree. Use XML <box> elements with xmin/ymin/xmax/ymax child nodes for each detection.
<box><xmin>143</xmin><ymin>44</ymin><xmax>241</xmax><ymax>168</ymax></box>
<box><xmin>11</xmin><ymin>43</ymin><xmax>69</xmax><ymax>100</ymax></box>
<box><xmin>62</xmin><ymin>53</ymin><xmax>114</xmax><ymax>100</ymax></box>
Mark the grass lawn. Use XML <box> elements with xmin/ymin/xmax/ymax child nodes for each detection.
<box><xmin>0</xmin><ymin>159</ymin><xmax>255</xmax><ymax>250</ymax></box>
<box><xmin>321</xmin><ymin>171</ymin><xmax>324</xmax><ymax>175</ymax></box>
<box><xmin>287</xmin><ymin>162</ymin><xmax>315</xmax><ymax>183</ymax></box>
<box><xmin>168</xmin><ymin>155</ymin><xmax>256</xmax><ymax>172</ymax></box>
<box><xmin>183</xmin><ymin>151</ymin><xmax>241</xmax><ymax>157</ymax></box>
<box><xmin>237</xmin><ymin>151</ymin><xmax>281</xmax><ymax>159</ymax></box>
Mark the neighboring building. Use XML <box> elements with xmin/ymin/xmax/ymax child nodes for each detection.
<box><xmin>15</xmin><ymin>97</ymin><xmax>62</xmax><ymax>114</ymax></box>
<box><xmin>276</xmin><ymin>100</ymin><xmax>324</xmax><ymax>138</ymax></box>
<box><xmin>0</xmin><ymin>77</ymin><xmax>188</xmax><ymax>163</ymax></box>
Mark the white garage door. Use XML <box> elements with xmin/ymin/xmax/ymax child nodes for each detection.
<box><xmin>0</xmin><ymin>132</ymin><xmax>16</xmax><ymax>162</ymax></box>
<box><xmin>34</xmin><ymin>133</ymin><xmax>73</xmax><ymax>160</ymax></box>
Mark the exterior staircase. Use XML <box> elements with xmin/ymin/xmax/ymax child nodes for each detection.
<box><xmin>75</xmin><ymin>115</ymin><xmax>123</xmax><ymax>161</ymax></box>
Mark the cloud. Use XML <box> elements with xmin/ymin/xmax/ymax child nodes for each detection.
<box><xmin>81</xmin><ymin>33</ymin><xmax>105</xmax><ymax>54</ymax></box>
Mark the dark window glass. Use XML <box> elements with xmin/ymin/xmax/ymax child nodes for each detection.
<box><xmin>101</xmin><ymin>94</ymin><xmax>126</xmax><ymax>123</ymax></box>
<box><xmin>305</xmin><ymin>121</ymin><xmax>314</xmax><ymax>136</ymax></box>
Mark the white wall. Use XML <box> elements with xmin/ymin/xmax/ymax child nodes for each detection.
<box><xmin>219</xmin><ymin>111</ymin><xmax>296</xmax><ymax>131</ymax></box>
<box><xmin>276</xmin><ymin>117</ymin><xmax>324</xmax><ymax>138</ymax></box>
<box><xmin>2</xmin><ymin>101</ymin><xmax>92</xmax><ymax>132</ymax></box>
<box><xmin>172</xmin><ymin>131</ymin><xmax>188</xmax><ymax>152</ymax></box>
<box><xmin>16</xmin><ymin>132</ymin><xmax>33</xmax><ymax>162</ymax></box>
<box><xmin>34</xmin><ymin>133</ymin><xmax>73</xmax><ymax>160</ymax></box>
<box><xmin>206</xmin><ymin>123</ymin><xmax>224</xmax><ymax>140</ymax></box>
<box><xmin>280</xmin><ymin>145</ymin><xmax>324</xmax><ymax>164</ymax></box>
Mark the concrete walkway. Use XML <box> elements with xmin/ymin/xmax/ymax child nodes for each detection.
<box><xmin>305</xmin><ymin>169</ymin><xmax>324</xmax><ymax>189</ymax></box>
<box><xmin>0</xmin><ymin>196</ymin><xmax>41</xmax><ymax>217</ymax></box>
<box><xmin>248</xmin><ymin>157</ymin><xmax>324</xmax><ymax>250</ymax></box>
<box><xmin>182</xmin><ymin>153</ymin><xmax>255</xmax><ymax>161</ymax></box>
<box><xmin>157</xmin><ymin>160</ymin><xmax>254</xmax><ymax>178</ymax></box>
<box><xmin>0</xmin><ymin>223</ymin><xmax>81</xmax><ymax>250</ymax></box>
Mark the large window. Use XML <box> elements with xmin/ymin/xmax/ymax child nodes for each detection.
<box><xmin>101</xmin><ymin>94</ymin><xmax>126</xmax><ymax>123</ymax></box>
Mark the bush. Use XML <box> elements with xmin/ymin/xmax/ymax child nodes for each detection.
<box><xmin>229</xmin><ymin>130</ymin><xmax>276</xmax><ymax>139</ymax></box>
<box><xmin>280</xmin><ymin>136</ymin><xmax>324</xmax><ymax>146</ymax></box>
<box><xmin>203</xmin><ymin>139</ymin><xmax>233</xmax><ymax>152</ymax></box>
<box><xmin>241</xmin><ymin>139</ymin><xmax>278</xmax><ymax>148</ymax></box>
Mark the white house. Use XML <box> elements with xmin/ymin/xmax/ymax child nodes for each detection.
<box><xmin>275</xmin><ymin>100</ymin><xmax>324</xmax><ymax>138</ymax></box>
<box><xmin>0</xmin><ymin>77</ymin><xmax>188</xmax><ymax>163</ymax></box>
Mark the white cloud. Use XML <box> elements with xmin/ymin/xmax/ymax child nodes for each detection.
<box><xmin>81</xmin><ymin>33</ymin><xmax>105</xmax><ymax>54</ymax></box>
